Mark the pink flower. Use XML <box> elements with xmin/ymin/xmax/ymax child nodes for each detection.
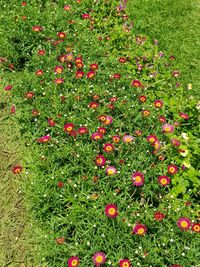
<box><xmin>103</xmin><ymin>116</ymin><xmax>113</xmax><ymax>125</ymax></box>
<box><xmin>92</xmin><ymin>252</ymin><xmax>106</xmax><ymax>266</ymax></box>
<box><xmin>132</xmin><ymin>223</ymin><xmax>147</xmax><ymax>236</ymax></box>
<box><xmin>36</xmin><ymin>135</ymin><xmax>51</xmax><ymax>143</ymax></box>
<box><xmin>171</xmin><ymin>138</ymin><xmax>181</xmax><ymax>147</ymax></box>
<box><xmin>105</xmin><ymin>204</ymin><xmax>118</xmax><ymax>218</ymax></box>
<box><xmin>67</xmin><ymin>256</ymin><xmax>80</xmax><ymax>267</ymax></box>
<box><xmin>106</xmin><ymin>166</ymin><xmax>117</xmax><ymax>175</ymax></box>
<box><xmin>162</xmin><ymin>124</ymin><xmax>174</xmax><ymax>133</ymax></box>
<box><xmin>4</xmin><ymin>85</ymin><xmax>13</xmax><ymax>91</ymax></box>
<box><xmin>177</xmin><ymin>217</ymin><xmax>191</xmax><ymax>231</ymax></box>
<box><xmin>180</xmin><ymin>112</ymin><xmax>189</xmax><ymax>120</ymax></box>
<box><xmin>123</xmin><ymin>135</ymin><xmax>134</xmax><ymax>143</ymax></box>
<box><xmin>158</xmin><ymin>176</ymin><xmax>171</xmax><ymax>186</ymax></box>
<box><xmin>132</xmin><ymin>172</ymin><xmax>144</xmax><ymax>186</ymax></box>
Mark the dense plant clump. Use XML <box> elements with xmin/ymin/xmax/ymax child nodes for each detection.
<box><xmin>1</xmin><ymin>0</ymin><xmax>199</xmax><ymax>266</ymax></box>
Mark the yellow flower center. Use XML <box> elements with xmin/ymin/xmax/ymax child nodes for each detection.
<box><xmin>72</xmin><ymin>259</ymin><xmax>78</xmax><ymax>266</ymax></box>
<box><xmin>122</xmin><ymin>263</ymin><xmax>129</xmax><ymax>267</ymax></box>
<box><xmin>107</xmin><ymin>169</ymin><xmax>114</xmax><ymax>175</ymax></box>
<box><xmin>194</xmin><ymin>225</ymin><xmax>200</xmax><ymax>231</ymax></box>
<box><xmin>161</xmin><ymin>178</ymin><xmax>167</xmax><ymax>185</ymax></box>
<box><xmin>138</xmin><ymin>228</ymin><xmax>144</xmax><ymax>235</ymax></box>
<box><xmin>109</xmin><ymin>208</ymin><xmax>116</xmax><ymax>215</ymax></box>
<box><xmin>180</xmin><ymin>221</ymin><xmax>188</xmax><ymax>228</ymax></box>
<box><xmin>57</xmin><ymin>68</ymin><xmax>62</xmax><ymax>73</ymax></box>
<box><xmin>135</xmin><ymin>176</ymin><xmax>141</xmax><ymax>182</ymax></box>
<box><xmin>169</xmin><ymin>167</ymin><xmax>175</xmax><ymax>172</ymax></box>
<box><xmin>95</xmin><ymin>255</ymin><xmax>103</xmax><ymax>263</ymax></box>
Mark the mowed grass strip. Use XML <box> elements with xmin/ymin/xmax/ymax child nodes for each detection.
<box><xmin>128</xmin><ymin>0</ymin><xmax>200</xmax><ymax>95</ymax></box>
<box><xmin>0</xmin><ymin>95</ymin><xmax>38</xmax><ymax>267</ymax></box>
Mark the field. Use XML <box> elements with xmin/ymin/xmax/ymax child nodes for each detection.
<box><xmin>0</xmin><ymin>1</ymin><xmax>199</xmax><ymax>267</ymax></box>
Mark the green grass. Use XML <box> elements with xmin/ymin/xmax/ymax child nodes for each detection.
<box><xmin>127</xmin><ymin>0</ymin><xmax>200</xmax><ymax>94</ymax></box>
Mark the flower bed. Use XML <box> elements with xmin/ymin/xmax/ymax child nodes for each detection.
<box><xmin>1</xmin><ymin>0</ymin><xmax>199</xmax><ymax>266</ymax></box>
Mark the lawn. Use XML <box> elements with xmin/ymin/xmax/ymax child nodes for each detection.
<box><xmin>0</xmin><ymin>1</ymin><xmax>199</xmax><ymax>267</ymax></box>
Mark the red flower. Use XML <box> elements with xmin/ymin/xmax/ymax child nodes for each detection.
<box><xmin>132</xmin><ymin>223</ymin><xmax>147</xmax><ymax>236</ymax></box>
<box><xmin>57</xmin><ymin>181</ymin><xmax>64</xmax><ymax>188</ymax></box>
<box><xmin>75</xmin><ymin>57</ymin><xmax>82</xmax><ymax>63</ymax></box>
<box><xmin>12</xmin><ymin>165</ymin><xmax>22</xmax><ymax>174</ymax></box>
<box><xmin>64</xmin><ymin>123</ymin><xmax>75</xmax><ymax>133</ymax></box>
<box><xmin>87</xmin><ymin>71</ymin><xmax>95</xmax><ymax>78</ymax></box>
<box><xmin>63</xmin><ymin>5</ymin><xmax>71</xmax><ymax>11</ymax></box>
<box><xmin>171</xmin><ymin>138</ymin><xmax>181</xmax><ymax>147</ymax></box>
<box><xmin>159</xmin><ymin>116</ymin><xmax>166</xmax><ymax>123</ymax></box>
<box><xmin>142</xmin><ymin>110</ymin><xmax>150</xmax><ymax>117</ymax></box>
<box><xmin>154</xmin><ymin>211</ymin><xmax>165</xmax><ymax>221</ymax></box>
<box><xmin>192</xmin><ymin>223</ymin><xmax>200</xmax><ymax>233</ymax></box>
<box><xmin>179</xmin><ymin>112</ymin><xmax>189</xmax><ymax>120</ymax></box>
<box><xmin>57</xmin><ymin>32</ymin><xmax>66</xmax><ymax>38</ymax></box>
<box><xmin>76</xmin><ymin>70</ymin><xmax>84</xmax><ymax>78</ymax></box>
<box><xmin>67</xmin><ymin>256</ymin><xmax>80</xmax><ymax>267</ymax></box>
<box><xmin>103</xmin><ymin>143</ymin><xmax>115</xmax><ymax>153</ymax></box>
<box><xmin>90</xmin><ymin>63</ymin><xmax>98</xmax><ymax>70</ymax></box>
<box><xmin>91</xmin><ymin>132</ymin><xmax>103</xmax><ymax>141</ymax></box>
<box><xmin>131</xmin><ymin>80</ymin><xmax>141</xmax><ymax>87</ymax></box>
<box><xmin>78</xmin><ymin>127</ymin><xmax>88</xmax><ymax>135</ymax></box>
<box><xmin>118</xmin><ymin>57</ymin><xmax>126</xmax><ymax>63</ymax></box>
<box><xmin>154</xmin><ymin>99</ymin><xmax>163</xmax><ymax>108</ymax></box>
<box><xmin>54</xmin><ymin>65</ymin><xmax>64</xmax><ymax>74</ymax></box>
<box><xmin>139</xmin><ymin>95</ymin><xmax>147</xmax><ymax>103</ymax></box>
<box><xmin>147</xmin><ymin>135</ymin><xmax>157</xmax><ymax>144</ymax></box>
<box><xmin>76</xmin><ymin>62</ymin><xmax>84</xmax><ymax>69</ymax></box>
<box><xmin>109</xmin><ymin>97</ymin><xmax>118</xmax><ymax>102</ymax></box>
<box><xmin>95</xmin><ymin>155</ymin><xmax>106</xmax><ymax>166</ymax></box>
<box><xmin>82</xmin><ymin>13</ymin><xmax>90</xmax><ymax>19</ymax></box>
<box><xmin>55</xmin><ymin>236</ymin><xmax>65</xmax><ymax>244</ymax></box>
<box><xmin>10</xmin><ymin>105</ymin><xmax>16</xmax><ymax>114</ymax></box>
<box><xmin>32</xmin><ymin>109</ymin><xmax>40</xmax><ymax>117</ymax></box>
<box><xmin>25</xmin><ymin>91</ymin><xmax>34</xmax><ymax>99</ymax></box>
<box><xmin>89</xmin><ymin>102</ymin><xmax>99</xmax><ymax>109</ymax></box>
<box><xmin>98</xmin><ymin>127</ymin><xmax>106</xmax><ymax>135</ymax></box>
<box><xmin>36</xmin><ymin>135</ymin><xmax>51</xmax><ymax>143</ymax></box>
<box><xmin>21</xmin><ymin>1</ymin><xmax>27</xmax><ymax>6</ymax></box>
<box><xmin>55</xmin><ymin>78</ymin><xmax>65</xmax><ymax>84</ymax></box>
<box><xmin>158</xmin><ymin>175</ymin><xmax>171</xmax><ymax>186</ymax></box>
<box><xmin>32</xmin><ymin>26</ymin><xmax>42</xmax><ymax>32</ymax></box>
<box><xmin>105</xmin><ymin>204</ymin><xmax>118</xmax><ymax>218</ymax></box>
<box><xmin>112</xmin><ymin>135</ymin><xmax>120</xmax><ymax>143</ymax></box>
<box><xmin>113</xmin><ymin>73</ymin><xmax>121</xmax><ymax>79</ymax></box>
<box><xmin>35</xmin><ymin>69</ymin><xmax>44</xmax><ymax>76</ymax></box>
<box><xmin>38</xmin><ymin>49</ymin><xmax>45</xmax><ymax>56</ymax></box>
<box><xmin>167</xmin><ymin>164</ymin><xmax>178</xmax><ymax>175</ymax></box>
<box><xmin>48</xmin><ymin>118</ymin><xmax>56</xmax><ymax>127</ymax></box>
<box><xmin>119</xmin><ymin>259</ymin><xmax>131</xmax><ymax>267</ymax></box>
